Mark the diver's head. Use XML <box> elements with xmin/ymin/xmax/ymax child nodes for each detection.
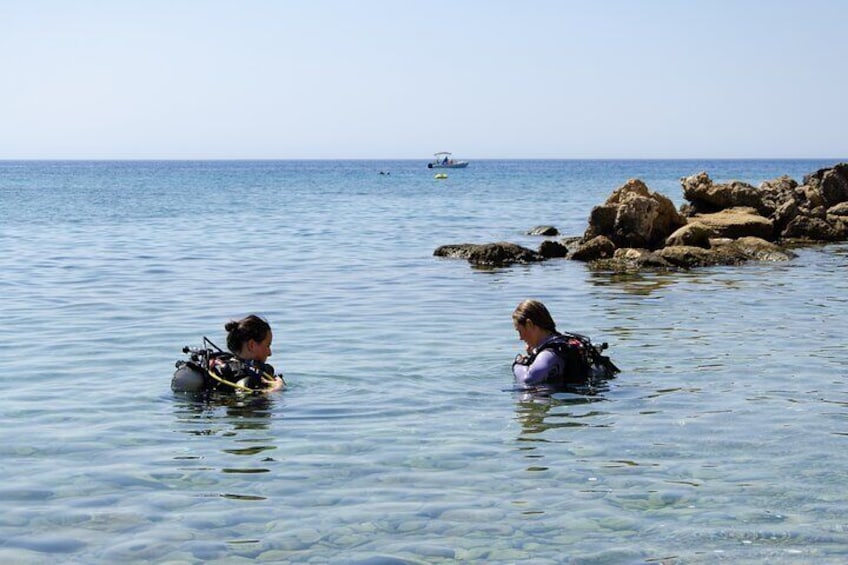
<box><xmin>513</xmin><ymin>299</ymin><xmax>557</xmax><ymax>347</ymax></box>
<box><xmin>225</xmin><ymin>314</ymin><xmax>273</xmax><ymax>362</ymax></box>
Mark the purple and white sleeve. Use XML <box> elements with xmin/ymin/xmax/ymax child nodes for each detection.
<box><xmin>512</xmin><ymin>349</ymin><xmax>563</xmax><ymax>387</ymax></box>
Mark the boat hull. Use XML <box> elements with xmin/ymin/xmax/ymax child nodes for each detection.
<box><xmin>427</xmin><ymin>162</ymin><xmax>468</xmax><ymax>169</ymax></box>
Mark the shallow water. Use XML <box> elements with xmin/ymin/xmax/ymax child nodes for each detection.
<box><xmin>1</xmin><ymin>160</ymin><xmax>847</xmax><ymax>563</ymax></box>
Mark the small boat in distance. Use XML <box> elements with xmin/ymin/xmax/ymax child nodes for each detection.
<box><xmin>427</xmin><ymin>152</ymin><xmax>469</xmax><ymax>169</ymax></box>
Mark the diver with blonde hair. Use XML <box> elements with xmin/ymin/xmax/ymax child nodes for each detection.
<box><xmin>512</xmin><ymin>299</ymin><xmax>618</xmax><ymax>390</ymax></box>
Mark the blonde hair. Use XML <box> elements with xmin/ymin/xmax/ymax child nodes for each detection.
<box><xmin>512</xmin><ymin>299</ymin><xmax>557</xmax><ymax>333</ymax></box>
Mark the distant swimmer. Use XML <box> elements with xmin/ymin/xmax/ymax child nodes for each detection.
<box><xmin>172</xmin><ymin>314</ymin><xmax>285</xmax><ymax>394</ymax></box>
<box><xmin>511</xmin><ymin>299</ymin><xmax>619</xmax><ymax>391</ymax></box>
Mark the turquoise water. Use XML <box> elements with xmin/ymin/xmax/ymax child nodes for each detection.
<box><xmin>1</xmin><ymin>159</ymin><xmax>847</xmax><ymax>563</ymax></box>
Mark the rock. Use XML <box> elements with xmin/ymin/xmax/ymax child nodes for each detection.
<box><xmin>721</xmin><ymin>236</ymin><xmax>795</xmax><ymax>261</ymax></box>
<box><xmin>614</xmin><ymin>247</ymin><xmax>653</xmax><ymax>261</ymax></box>
<box><xmin>433</xmin><ymin>243</ymin><xmax>480</xmax><ymax>260</ymax></box>
<box><xmin>656</xmin><ymin>245</ymin><xmax>745</xmax><ymax>268</ymax></box>
<box><xmin>803</xmin><ymin>163</ymin><xmax>848</xmax><ymax>208</ymax></box>
<box><xmin>829</xmin><ymin>215</ymin><xmax>848</xmax><ymax>239</ymax></box>
<box><xmin>759</xmin><ymin>175</ymin><xmax>799</xmax><ymax>193</ymax></box>
<box><xmin>690</xmin><ymin>207</ymin><xmax>775</xmax><ymax>240</ymax></box>
<box><xmin>681</xmin><ymin>172</ymin><xmax>764</xmax><ymax>213</ymax></box>
<box><xmin>584</xmin><ymin>179</ymin><xmax>686</xmax><ymax>249</ymax></box>
<box><xmin>781</xmin><ymin>214</ymin><xmax>845</xmax><ymax>241</ymax></box>
<box><xmin>665</xmin><ymin>222</ymin><xmax>714</xmax><ymax>248</ymax></box>
<box><xmin>590</xmin><ymin>237</ymin><xmax>793</xmax><ymax>271</ymax></box>
<box><xmin>759</xmin><ymin>175</ymin><xmax>801</xmax><ymax>217</ymax></box>
<box><xmin>538</xmin><ymin>239</ymin><xmax>568</xmax><ymax>258</ymax></box>
<box><xmin>570</xmin><ymin>235</ymin><xmax>615</xmax><ymax>261</ymax></box>
<box><xmin>828</xmin><ymin>202</ymin><xmax>848</xmax><ymax>216</ymax></box>
<box><xmin>585</xmin><ymin>204</ymin><xmax>618</xmax><ymax>238</ymax></box>
<box><xmin>614</xmin><ymin>248</ymin><xmax>671</xmax><ymax>269</ymax></box>
<box><xmin>467</xmin><ymin>242</ymin><xmax>542</xmax><ymax>266</ymax></box>
<box><xmin>799</xmin><ymin>183</ymin><xmax>827</xmax><ymax>209</ymax></box>
<box><xmin>772</xmin><ymin>199</ymin><xmax>800</xmax><ymax>233</ymax></box>
<box><xmin>589</xmin><ymin>247</ymin><xmax>669</xmax><ymax>271</ymax></box>
<box><xmin>434</xmin><ymin>242</ymin><xmax>542</xmax><ymax>266</ymax></box>
<box><xmin>527</xmin><ymin>225</ymin><xmax>559</xmax><ymax>236</ymax></box>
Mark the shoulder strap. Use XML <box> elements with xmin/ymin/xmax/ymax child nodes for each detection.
<box><xmin>518</xmin><ymin>332</ymin><xmax>619</xmax><ymax>385</ymax></box>
<box><xmin>540</xmin><ymin>333</ymin><xmax>594</xmax><ymax>385</ymax></box>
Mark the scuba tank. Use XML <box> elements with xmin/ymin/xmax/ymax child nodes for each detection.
<box><xmin>172</xmin><ymin>337</ymin><xmax>281</xmax><ymax>393</ymax></box>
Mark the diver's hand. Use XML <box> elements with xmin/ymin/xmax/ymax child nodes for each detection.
<box><xmin>263</xmin><ymin>375</ymin><xmax>285</xmax><ymax>392</ymax></box>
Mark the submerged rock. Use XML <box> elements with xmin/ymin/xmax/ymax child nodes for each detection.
<box><xmin>527</xmin><ymin>225</ymin><xmax>559</xmax><ymax>236</ymax></box>
<box><xmin>433</xmin><ymin>243</ymin><xmax>479</xmax><ymax>260</ymax></box>
<box><xmin>434</xmin><ymin>242</ymin><xmax>542</xmax><ymax>267</ymax></box>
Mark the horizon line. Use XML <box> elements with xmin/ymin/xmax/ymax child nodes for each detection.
<box><xmin>1</xmin><ymin>156</ymin><xmax>845</xmax><ymax>162</ymax></box>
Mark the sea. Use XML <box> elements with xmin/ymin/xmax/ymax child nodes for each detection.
<box><xmin>1</xmin><ymin>159</ymin><xmax>846</xmax><ymax>564</ymax></box>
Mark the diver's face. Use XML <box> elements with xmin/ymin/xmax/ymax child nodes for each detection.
<box><xmin>514</xmin><ymin>320</ymin><xmax>532</xmax><ymax>345</ymax></box>
<box><xmin>244</xmin><ymin>332</ymin><xmax>273</xmax><ymax>363</ymax></box>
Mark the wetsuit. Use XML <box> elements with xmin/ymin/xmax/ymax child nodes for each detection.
<box><xmin>512</xmin><ymin>334</ymin><xmax>567</xmax><ymax>389</ymax></box>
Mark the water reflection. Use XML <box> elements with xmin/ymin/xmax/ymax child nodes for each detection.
<box><xmin>514</xmin><ymin>382</ymin><xmax>612</xmax><ymax>438</ymax></box>
<box><xmin>172</xmin><ymin>393</ymin><xmax>275</xmax><ymax>433</ymax></box>
<box><xmin>587</xmin><ymin>270</ymin><xmax>680</xmax><ymax>295</ymax></box>
<box><xmin>170</xmin><ymin>393</ymin><xmax>278</xmax><ymax>479</ymax></box>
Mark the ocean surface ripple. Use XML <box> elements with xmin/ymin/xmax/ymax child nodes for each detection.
<box><xmin>1</xmin><ymin>159</ymin><xmax>846</xmax><ymax>563</ymax></box>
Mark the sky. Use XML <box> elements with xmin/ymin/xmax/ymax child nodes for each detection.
<box><xmin>1</xmin><ymin>0</ymin><xmax>846</xmax><ymax>159</ymax></box>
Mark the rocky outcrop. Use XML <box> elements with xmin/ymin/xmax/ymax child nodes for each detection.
<box><xmin>679</xmin><ymin>164</ymin><xmax>848</xmax><ymax>243</ymax></box>
<box><xmin>434</xmin><ymin>242</ymin><xmax>542</xmax><ymax>267</ymax></box>
<box><xmin>575</xmin><ymin>163</ymin><xmax>848</xmax><ymax>269</ymax></box>
<box><xmin>435</xmin><ymin>163</ymin><xmax>848</xmax><ymax>271</ymax></box>
<box><xmin>583</xmin><ymin>179</ymin><xmax>686</xmax><ymax>249</ymax></box>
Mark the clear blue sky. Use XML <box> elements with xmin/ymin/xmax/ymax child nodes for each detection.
<box><xmin>2</xmin><ymin>0</ymin><xmax>846</xmax><ymax>159</ymax></box>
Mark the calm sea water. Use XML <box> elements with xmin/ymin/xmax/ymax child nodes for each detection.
<box><xmin>1</xmin><ymin>159</ymin><xmax>846</xmax><ymax>564</ymax></box>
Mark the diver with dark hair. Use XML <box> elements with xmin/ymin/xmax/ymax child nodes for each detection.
<box><xmin>511</xmin><ymin>299</ymin><xmax>618</xmax><ymax>390</ymax></box>
<box><xmin>172</xmin><ymin>314</ymin><xmax>285</xmax><ymax>393</ymax></box>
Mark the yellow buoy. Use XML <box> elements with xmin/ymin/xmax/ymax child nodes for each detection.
<box><xmin>434</xmin><ymin>173</ymin><xmax>448</xmax><ymax>180</ymax></box>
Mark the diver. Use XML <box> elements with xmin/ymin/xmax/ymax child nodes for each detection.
<box><xmin>172</xmin><ymin>314</ymin><xmax>285</xmax><ymax>394</ymax></box>
<box><xmin>511</xmin><ymin>299</ymin><xmax>618</xmax><ymax>391</ymax></box>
